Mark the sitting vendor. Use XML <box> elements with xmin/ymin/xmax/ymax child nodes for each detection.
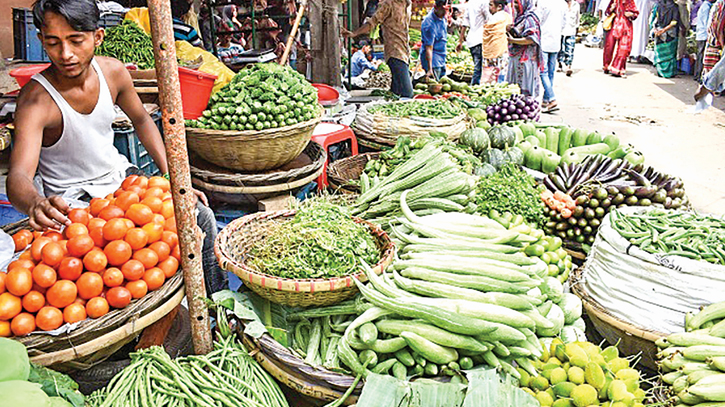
<box><xmin>350</xmin><ymin>40</ymin><xmax>380</xmax><ymax>78</ymax></box>
<box><xmin>8</xmin><ymin>0</ymin><xmax>227</xmax><ymax>293</ymax></box>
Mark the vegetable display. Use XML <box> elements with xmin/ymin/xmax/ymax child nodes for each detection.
<box><xmin>521</xmin><ymin>338</ymin><xmax>647</xmax><ymax>407</ymax></box>
<box><xmin>413</xmin><ymin>77</ymin><xmax>520</xmax><ymax>107</ymax></box>
<box><xmin>540</xmin><ymin>156</ymin><xmax>687</xmax><ymax>244</ymax></box>
<box><xmin>474</xmin><ymin>164</ymin><xmax>548</xmax><ymax>228</ymax></box>
<box><xmin>88</xmin><ymin>336</ymin><xmax>288</xmax><ymax>407</ymax></box>
<box><xmin>486</xmin><ymin>94</ymin><xmax>541</xmax><ymax>125</ymax></box>
<box><xmin>5</xmin><ymin>174</ymin><xmax>179</xmax><ymax>337</ymax></box>
<box><xmin>368</xmin><ymin>100</ymin><xmax>464</xmax><ymax>120</ymax></box>
<box><xmin>186</xmin><ymin>63</ymin><xmax>319</xmax><ymax>130</ymax></box>
<box><xmin>657</xmin><ymin>300</ymin><xmax>725</xmax><ymax>405</ymax></box>
<box><xmin>0</xmin><ymin>338</ymin><xmax>84</xmax><ymax>406</ymax></box>
<box><xmin>95</xmin><ymin>20</ymin><xmax>155</xmax><ymax>70</ymax></box>
<box><xmin>611</xmin><ymin>209</ymin><xmax>725</xmax><ymax>262</ymax></box>
<box><xmin>247</xmin><ymin>201</ymin><xmax>380</xmax><ymax>279</ymax></box>
<box><xmin>353</xmin><ymin>143</ymin><xmax>479</xmax><ymax>225</ymax></box>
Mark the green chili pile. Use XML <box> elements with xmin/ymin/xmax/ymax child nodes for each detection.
<box><xmin>611</xmin><ymin>209</ymin><xmax>725</xmax><ymax>263</ymax></box>
<box><xmin>368</xmin><ymin>100</ymin><xmax>463</xmax><ymax>119</ymax></box>
<box><xmin>96</xmin><ymin>20</ymin><xmax>155</xmax><ymax>70</ymax></box>
<box><xmin>247</xmin><ymin>202</ymin><xmax>380</xmax><ymax>279</ymax></box>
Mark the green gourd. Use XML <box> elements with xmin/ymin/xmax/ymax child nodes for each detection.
<box><xmin>0</xmin><ymin>338</ymin><xmax>30</xmax><ymax>383</ymax></box>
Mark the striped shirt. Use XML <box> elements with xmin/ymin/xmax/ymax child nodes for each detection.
<box><xmin>173</xmin><ymin>18</ymin><xmax>203</xmax><ymax>48</ymax></box>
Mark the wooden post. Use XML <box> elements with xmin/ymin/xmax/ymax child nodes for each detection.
<box><xmin>309</xmin><ymin>0</ymin><xmax>342</xmax><ymax>86</ymax></box>
<box><xmin>147</xmin><ymin>0</ymin><xmax>213</xmax><ymax>355</ymax></box>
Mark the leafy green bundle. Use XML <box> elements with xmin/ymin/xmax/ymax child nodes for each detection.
<box><xmin>474</xmin><ymin>163</ymin><xmax>547</xmax><ymax>227</ymax></box>
<box><xmin>248</xmin><ymin>202</ymin><xmax>380</xmax><ymax>279</ymax></box>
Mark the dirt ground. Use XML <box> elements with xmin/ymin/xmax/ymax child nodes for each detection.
<box><xmin>549</xmin><ymin>46</ymin><xmax>725</xmax><ymax>215</ymax></box>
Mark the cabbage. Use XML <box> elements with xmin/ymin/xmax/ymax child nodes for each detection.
<box><xmin>542</xmin><ymin>277</ymin><xmax>564</xmax><ymax>303</ymax></box>
<box><xmin>0</xmin><ymin>338</ymin><xmax>30</xmax><ymax>383</ymax></box>
<box><xmin>0</xmin><ymin>381</ymin><xmax>49</xmax><ymax>407</ymax></box>
<box><xmin>571</xmin><ymin>318</ymin><xmax>586</xmax><ymax>332</ymax></box>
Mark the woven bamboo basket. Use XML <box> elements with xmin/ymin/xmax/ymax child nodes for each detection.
<box><xmin>241</xmin><ymin>331</ymin><xmax>361</xmax><ymax>406</ymax></box>
<box><xmin>2</xmin><ymin>220</ymin><xmax>186</xmax><ymax>372</ymax></box>
<box><xmin>186</xmin><ymin>111</ymin><xmax>322</xmax><ymax>172</ymax></box>
<box><xmin>214</xmin><ymin>210</ymin><xmax>395</xmax><ymax>307</ymax></box>
<box><xmin>327</xmin><ymin>153</ymin><xmax>380</xmax><ymax>194</ymax></box>
<box><xmin>570</xmin><ymin>265</ymin><xmax>666</xmax><ymax>371</ymax></box>
<box><xmin>190</xmin><ymin>141</ymin><xmax>326</xmax><ymax>187</ymax></box>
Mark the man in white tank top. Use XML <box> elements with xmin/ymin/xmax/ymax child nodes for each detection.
<box><xmin>7</xmin><ymin>0</ymin><xmax>227</xmax><ymax>293</ymax></box>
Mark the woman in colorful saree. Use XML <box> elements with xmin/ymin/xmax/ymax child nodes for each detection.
<box><xmin>506</xmin><ymin>0</ymin><xmax>544</xmax><ymax>98</ymax></box>
<box><xmin>602</xmin><ymin>0</ymin><xmax>639</xmax><ymax>77</ymax></box>
<box><xmin>702</xmin><ymin>0</ymin><xmax>725</xmax><ymax>77</ymax></box>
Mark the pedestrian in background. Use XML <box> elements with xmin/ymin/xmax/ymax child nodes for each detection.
<box><xmin>602</xmin><ymin>0</ymin><xmax>639</xmax><ymax>77</ymax></box>
<box><xmin>701</xmin><ymin>0</ymin><xmax>725</xmax><ymax>78</ymax></box>
<box><xmin>507</xmin><ymin>0</ymin><xmax>544</xmax><ymax>99</ymax></box>
<box><xmin>630</xmin><ymin>0</ymin><xmax>655</xmax><ymax>62</ymax></box>
<box><xmin>559</xmin><ymin>0</ymin><xmax>580</xmax><ymax>76</ymax></box>
<box><xmin>457</xmin><ymin>0</ymin><xmax>491</xmax><ymax>84</ymax></box>
<box><xmin>652</xmin><ymin>0</ymin><xmax>682</xmax><ymax>77</ymax></box>
<box><xmin>537</xmin><ymin>0</ymin><xmax>567</xmax><ymax>112</ymax></box>
<box><xmin>421</xmin><ymin>0</ymin><xmax>449</xmax><ymax>80</ymax></box>
<box><xmin>482</xmin><ymin>0</ymin><xmax>513</xmax><ymax>82</ymax></box>
<box><xmin>695</xmin><ymin>0</ymin><xmax>717</xmax><ymax>81</ymax></box>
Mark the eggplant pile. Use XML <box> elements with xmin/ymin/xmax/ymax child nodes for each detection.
<box><xmin>485</xmin><ymin>94</ymin><xmax>540</xmax><ymax>125</ymax></box>
<box><xmin>542</xmin><ymin>155</ymin><xmax>687</xmax><ymax>245</ymax></box>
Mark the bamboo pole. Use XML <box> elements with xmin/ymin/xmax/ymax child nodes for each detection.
<box><xmin>147</xmin><ymin>0</ymin><xmax>213</xmax><ymax>355</ymax></box>
<box><xmin>280</xmin><ymin>0</ymin><xmax>308</xmax><ymax>66</ymax></box>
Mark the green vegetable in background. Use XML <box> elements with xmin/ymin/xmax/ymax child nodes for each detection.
<box><xmin>369</xmin><ymin>100</ymin><xmax>463</xmax><ymax>120</ymax></box>
<box><xmin>0</xmin><ymin>381</ymin><xmax>49</xmax><ymax>407</ymax></box>
<box><xmin>95</xmin><ymin>20</ymin><xmax>154</xmax><ymax>70</ymax></box>
<box><xmin>28</xmin><ymin>364</ymin><xmax>85</xmax><ymax>407</ymax></box>
<box><xmin>0</xmin><ymin>337</ymin><xmax>30</xmax><ymax>383</ymax></box>
<box><xmin>474</xmin><ymin>163</ymin><xmax>547</xmax><ymax>228</ymax></box>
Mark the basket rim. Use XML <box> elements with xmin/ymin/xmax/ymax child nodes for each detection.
<box><xmin>570</xmin><ymin>265</ymin><xmax>667</xmax><ymax>341</ymax></box>
<box><xmin>214</xmin><ymin>210</ymin><xmax>395</xmax><ymax>292</ymax></box>
<box><xmin>186</xmin><ymin>109</ymin><xmax>322</xmax><ymax>140</ymax></box>
<box><xmin>192</xmin><ymin>164</ymin><xmax>324</xmax><ymax>195</ymax></box>
<box><xmin>190</xmin><ymin>142</ymin><xmax>327</xmax><ymax>186</ymax></box>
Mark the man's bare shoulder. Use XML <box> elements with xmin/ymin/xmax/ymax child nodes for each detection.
<box><xmin>96</xmin><ymin>56</ymin><xmax>132</xmax><ymax>85</ymax></box>
<box><xmin>16</xmin><ymin>79</ymin><xmax>55</xmax><ymax>113</ymax></box>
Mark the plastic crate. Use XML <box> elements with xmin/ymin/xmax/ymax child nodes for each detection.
<box><xmin>0</xmin><ymin>194</ymin><xmax>27</xmax><ymax>227</ymax></box>
<box><xmin>13</xmin><ymin>8</ymin><xmax>49</xmax><ymax>62</ymax></box>
<box><xmin>99</xmin><ymin>13</ymin><xmax>124</xmax><ymax>29</ymax></box>
<box><xmin>113</xmin><ymin>112</ymin><xmax>162</xmax><ymax>176</ymax></box>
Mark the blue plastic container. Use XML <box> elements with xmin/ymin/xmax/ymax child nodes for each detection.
<box><xmin>113</xmin><ymin>112</ymin><xmax>162</xmax><ymax>176</ymax></box>
<box><xmin>13</xmin><ymin>8</ymin><xmax>48</xmax><ymax>62</ymax></box>
<box><xmin>0</xmin><ymin>194</ymin><xmax>27</xmax><ymax>226</ymax></box>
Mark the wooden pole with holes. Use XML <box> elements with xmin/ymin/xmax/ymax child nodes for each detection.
<box><xmin>147</xmin><ymin>0</ymin><xmax>213</xmax><ymax>354</ymax></box>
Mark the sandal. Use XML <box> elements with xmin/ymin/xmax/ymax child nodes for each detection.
<box><xmin>543</xmin><ymin>101</ymin><xmax>559</xmax><ymax>113</ymax></box>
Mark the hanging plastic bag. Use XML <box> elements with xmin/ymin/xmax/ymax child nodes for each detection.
<box><xmin>124</xmin><ymin>7</ymin><xmax>152</xmax><ymax>34</ymax></box>
<box><xmin>175</xmin><ymin>41</ymin><xmax>235</xmax><ymax>94</ymax></box>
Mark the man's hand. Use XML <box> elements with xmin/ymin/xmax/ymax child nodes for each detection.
<box><xmin>341</xmin><ymin>27</ymin><xmax>354</xmax><ymax>38</ymax></box>
<box><xmin>624</xmin><ymin>11</ymin><xmax>634</xmax><ymax>18</ymax></box>
<box><xmin>456</xmin><ymin>42</ymin><xmax>464</xmax><ymax>53</ymax></box>
<box><xmin>28</xmin><ymin>196</ymin><xmax>71</xmax><ymax>231</ymax></box>
<box><xmin>192</xmin><ymin>188</ymin><xmax>209</xmax><ymax>207</ymax></box>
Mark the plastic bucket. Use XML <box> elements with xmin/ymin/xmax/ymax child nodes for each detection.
<box><xmin>9</xmin><ymin>64</ymin><xmax>51</xmax><ymax>87</ymax></box>
<box><xmin>178</xmin><ymin>67</ymin><xmax>217</xmax><ymax>120</ymax></box>
<box><xmin>312</xmin><ymin>83</ymin><xmax>340</xmax><ymax>106</ymax></box>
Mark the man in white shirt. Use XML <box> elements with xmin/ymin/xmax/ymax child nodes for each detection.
<box><xmin>538</xmin><ymin>0</ymin><xmax>567</xmax><ymax>112</ymax></box>
<box><xmin>456</xmin><ymin>0</ymin><xmax>491</xmax><ymax>84</ymax></box>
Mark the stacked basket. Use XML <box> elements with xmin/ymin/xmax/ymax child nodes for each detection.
<box><xmin>185</xmin><ymin>63</ymin><xmax>325</xmax><ymax>204</ymax></box>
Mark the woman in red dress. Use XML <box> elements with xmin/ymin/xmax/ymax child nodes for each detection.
<box><xmin>602</xmin><ymin>0</ymin><xmax>639</xmax><ymax>77</ymax></box>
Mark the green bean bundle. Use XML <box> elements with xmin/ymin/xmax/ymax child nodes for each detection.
<box><xmin>247</xmin><ymin>201</ymin><xmax>380</xmax><ymax>279</ymax></box>
<box><xmin>96</xmin><ymin>20</ymin><xmax>155</xmax><ymax>70</ymax></box>
<box><xmin>87</xmin><ymin>336</ymin><xmax>288</xmax><ymax>407</ymax></box>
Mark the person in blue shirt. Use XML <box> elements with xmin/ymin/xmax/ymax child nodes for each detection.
<box><xmin>421</xmin><ymin>0</ymin><xmax>449</xmax><ymax>80</ymax></box>
<box><xmin>351</xmin><ymin>40</ymin><xmax>380</xmax><ymax>77</ymax></box>
<box><xmin>695</xmin><ymin>0</ymin><xmax>717</xmax><ymax>82</ymax></box>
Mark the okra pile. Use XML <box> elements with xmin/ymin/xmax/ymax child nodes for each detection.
<box><xmin>186</xmin><ymin>63</ymin><xmax>319</xmax><ymax>131</ymax></box>
<box><xmin>612</xmin><ymin>209</ymin><xmax>725</xmax><ymax>263</ymax></box>
<box><xmin>96</xmin><ymin>20</ymin><xmax>154</xmax><ymax>70</ymax></box>
<box><xmin>657</xmin><ymin>300</ymin><xmax>725</xmax><ymax>405</ymax></box>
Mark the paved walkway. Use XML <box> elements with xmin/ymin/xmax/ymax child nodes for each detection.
<box><xmin>546</xmin><ymin>46</ymin><xmax>725</xmax><ymax>214</ymax></box>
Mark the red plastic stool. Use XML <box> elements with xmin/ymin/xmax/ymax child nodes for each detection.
<box><xmin>311</xmin><ymin>123</ymin><xmax>358</xmax><ymax>189</ymax></box>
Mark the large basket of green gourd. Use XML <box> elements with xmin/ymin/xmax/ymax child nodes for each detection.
<box><xmin>185</xmin><ymin>63</ymin><xmax>322</xmax><ymax>172</ymax></box>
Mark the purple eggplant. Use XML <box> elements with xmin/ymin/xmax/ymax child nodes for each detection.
<box><xmin>634</xmin><ymin>185</ymin><xmax>658</xmax><ymax>199</ymax></box>
<box><xmin>624</xmin><ymin>169</ymin><xmax>651</xmax><ymax>186</ymax></box>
